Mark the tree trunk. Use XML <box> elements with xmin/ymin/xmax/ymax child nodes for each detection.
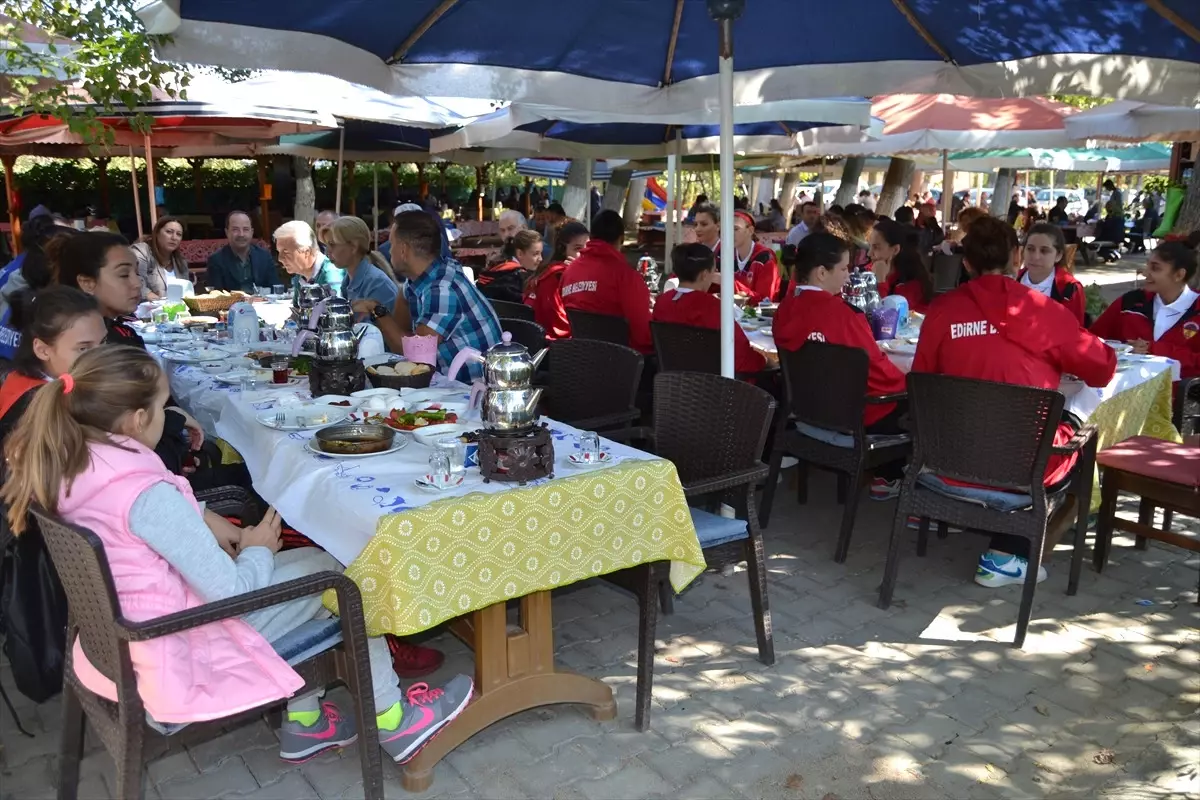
<box><xmin>561</xmin><ymin>159</ymin><xmax>591</xmax><ymax>220</ymax></box>
<box><xmin>1176</xmin><ymin>172</ymin><xmax>1200</xmax><ymax>234</ymax></box>
<box><xmin>603</xmin><ymin>168</ymin><xmax>633</xmax><ymax>212</ymax></box>
<box><xmin>293</xmin><ymin>157</ymin><xmax>316</xmax><ymax>228</ymax></box>
<box><xmin>834</xmin><ymin>157</ymin><xmax>865</xmax><ymax>207</ymax></box>
<box><xmin>624</xmin><ymin>177</ymin><xmax>647</xmax><ymax>230</ymax></box>
<box><xmin>779</xmin><ymin>171</ymin><xmax>799</xmax><ymax>225</ymax></box>
<box><xmin>877</xmin><ymin>158</ymin><xmax>916</xmax><ymax>218</ymax></box>
<box><xmin>990</xmin><ymin>168</ymin><xmax>1017</xmax><ymax>218</ymax></box>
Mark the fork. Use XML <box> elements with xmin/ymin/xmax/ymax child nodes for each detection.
<box><xmin>274</xmin><ymin>411</ymin><xmax>286</xmax><ymax>429</ymax></box>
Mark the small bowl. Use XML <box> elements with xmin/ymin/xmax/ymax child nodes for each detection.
<box><xmin>409</xmin><ymin>422</ymin><xmax>469</xmax><ymax>447</ymax></box>
<box><xmin>406</xmin><ymin>400</ymin><xmax>470</xmax><ymax>417</ymax></box>
<box><xmin>201</xmin><ymin>361</ymin><xmax>228</xmax><ymax>374</ymax></box>
<box><xmin>351</xmin><ymin>387</ymin><xmax>401</xmax><ymax>400</ymax></box>
<box><xmin>313</xmin><ymin>394</ymin><xmax>362</xmax><ymax>409</ymax></box>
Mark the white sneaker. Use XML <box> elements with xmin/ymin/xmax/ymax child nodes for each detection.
<box><xmin>974</xmin><ymin>550</ymin><xmax>1047</xmax><ymax>587</ymax></box>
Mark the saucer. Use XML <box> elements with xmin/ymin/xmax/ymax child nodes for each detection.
<box><xmin>414</xmin><ymin>473</ymin><xmax>466</xmax><ymax>492</ymax></box>
<box><xmin>567</xmin><ymin>451</ymin><xmax>612</xmax><ymax>467</ymax></box>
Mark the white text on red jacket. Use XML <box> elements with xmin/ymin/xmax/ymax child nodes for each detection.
<box><xmin>950</xmin><ymin>321</ymin><xmax>998</xmax><ymax>339</ymax></box>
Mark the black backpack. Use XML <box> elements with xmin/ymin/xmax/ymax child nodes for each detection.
<box><xmin>0</xmin><ymin>521</ymin><xmax>67</xmax><ymax>703</ymax></box>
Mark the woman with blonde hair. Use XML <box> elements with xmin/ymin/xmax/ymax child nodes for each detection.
<box><xmin>130</xmin><ymin>216</ymin><xmax>189</xmax><ymax>300</ymax></box>
<box><xmin>324</xmin><ymin>216</ymin><xmax>399</xmax><ymax>315</ymax></box>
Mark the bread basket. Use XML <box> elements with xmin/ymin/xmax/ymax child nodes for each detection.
<box><xmin>366</xmin><ymin>358</ymin><xmax>434</xmax><ymax>390</ymax></box>
<box><xmin>184</xmin><ymin>290</ymin><xmax>249</xmax><ymax>314</ymax></box>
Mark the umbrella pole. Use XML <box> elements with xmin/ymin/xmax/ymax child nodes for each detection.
<box><xmin>128</xmin><ymin>147</ymin><xmax>144</xmax><ymax>239</ymax></box>
<box><xmin>714</xmin><ymin>5</ymin><xmax>740</xmax><ymax>379</ymax></box>
<box><xmin>666</xmin><ymin>139</ymin><xmax>679</xmax><ymax>278</ymax></box>
<box><xmin>584</xmin><ymin>159</ymin><xmax>593</xmax><ymax>228</ymax></box>
<box><xmin>335</xmin><ymin>127</ymin><xmax>346</xmax><ymax>215</ymax></box>
<box><xmin>144</xmin><ymin>133</ymin><xmax>158</xmax><ymax>228</ymax></box>
<box><xmin>941</xmin><ymin>148</ymin><xmax>952</xmax><ymax>233</ymax></box>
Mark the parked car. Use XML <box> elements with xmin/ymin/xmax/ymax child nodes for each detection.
<box><xmin>1035</xmin><ymin>188</ymin><xmax>1088</xmax><ymax>217</ymax></box>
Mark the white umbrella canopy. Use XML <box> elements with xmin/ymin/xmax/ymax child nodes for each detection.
<box><xmin>1063</xmin><ymin>100</ymin><xmax>1200</xmax><ymax>144</ymax></box>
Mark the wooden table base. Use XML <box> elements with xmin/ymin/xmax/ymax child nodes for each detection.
<box><xmin>401</xmin><ymin>590</ymin><xmax>617</xmax><ymax>792</ymax></box>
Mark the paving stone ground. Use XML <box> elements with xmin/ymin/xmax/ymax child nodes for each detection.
<box><xmin>2</xmin><ymin>469</ymin><xmax>1197</xmax><ymax>800</ymax></box>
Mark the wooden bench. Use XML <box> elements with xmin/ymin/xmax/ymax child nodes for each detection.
<box><xmin>1095</xmin><ymin>436</ymin><xmax>1200</xmax><ymax>600</ymax></box>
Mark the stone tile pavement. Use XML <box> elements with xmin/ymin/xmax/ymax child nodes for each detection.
<box><xmin>2</xmin><ymin>470</ymin><xmax>1197</xmax><ymax>800</ymax></box>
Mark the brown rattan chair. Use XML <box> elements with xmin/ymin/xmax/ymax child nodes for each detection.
<box><xmin>541</xmin><ymin>338</ymin><xmax>642</xmax><ymax>432</ymax></box>
<box><xmin>651</xmin><ymin>321</ymin><xmax>775</xmax><ymax>382</ymax></box>
<box><xmin>566</xmin><ymin>309</ymin><xmax>631</xmax><ymax>347</ymax></box>
<box><xmin>877</xmin><ymin>374</ymin><xmax>1097</xmax><ymax>648</ymax></box>
<box><xmin>487</xmin><ymin>298</ymin><xmax>534</xmax><ymax>321</ymax></box>
<box><xmin>627</xmin><ymin>371</ymin><xmax>776</xmax><ymax>730</ymax></box>
<box><xmin>759</xmin><ymin>342</ymin><xmax>911</xmax><ymax>562</ymax></box>
<box><xmin>499</xmin><ymin>317</ymin><xmax>547</xmax><ymax>355</ymax></box>
<box><xmin>33</xmin><ymin>506</ymin><xmax>384</xmax><ymax>800</ymax></box>
<box><xmin>931</xmin><ymin>252</ymin><xmax>964</xmax><ymax>294</ymax></box>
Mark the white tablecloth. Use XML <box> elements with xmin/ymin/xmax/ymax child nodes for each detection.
<box><xmin>742</xmin><ymin>323</ymin><xmax>1181</xmax><ymax>424</ymax></box>
<box><xmin>158</xmin><ymin>354</ymin><xmax>652</xmax><ymax>566</ymax></box>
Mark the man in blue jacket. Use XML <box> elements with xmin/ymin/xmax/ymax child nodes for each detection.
<box><xmin>205</xmin><ymin>211</ymin><xmax>280</xmax><ymax>292</ymax></box>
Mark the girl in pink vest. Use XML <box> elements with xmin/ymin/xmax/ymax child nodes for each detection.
<box><xmin>2</xmin><ymin>347</ymin><xmax>472</xmax><ymax>764</ymax></box>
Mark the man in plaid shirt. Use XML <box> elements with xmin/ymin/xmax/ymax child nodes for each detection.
<box><xmin>353</xmin><ymin>211</ymin><xmax>501</xmax><ymax>382</ymax></box>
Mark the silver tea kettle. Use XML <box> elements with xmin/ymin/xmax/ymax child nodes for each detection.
<box><xmin>448</xmin><ymin>332</ymin><xmax>549</xmax><ymax>432</ymax></box>
<box><xmin>292</xmin><ymin>297</ymin><xmax>363</xmax><ymax>361</ymax></box>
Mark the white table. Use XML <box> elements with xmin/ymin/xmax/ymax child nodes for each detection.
<box><xmin>742</xmin><ymin>323</ymin><xmax>1180</xmax><ymax>424</ymax></box>
<box><xmin>157</xmin><ymin>354</ymin><xmax>654</xmax><ymax>567</ymax></box>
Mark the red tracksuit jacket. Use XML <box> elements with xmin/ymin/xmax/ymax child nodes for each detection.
<box><xmin>1090</xmin><ymin>289</ymin><xmax>1200</xmax><ymax>380</ymax></box>
<box><xmin>774</xmin><ymin>286</ymin><xmax>906</xmax><ymax>426</ymax></box>
<box><xmin>913</xmin><ymin>274</ymin><xmax>1116</xmax><ymax>486</ymax></box>
<box><xmin>652</xmin><ymin>288</ymin><xmax>766</xmax><ymax>375</ymax></box>
<box><xmin>724</xmin><ymin>242</ymin><xmax>780</xmax><ymax>305</ymax></box>
<box><xmin>879</xmin><ymin>268</ymin><xmax>931</xmax><ymax>314</ymax></box>
<box><xmin>561</xmin><ymin>239</ymin><xmax>654</xmax><ymax>354</ymax></box>
<box><xmin>1017</xmin><ymin>266</ymin><xmax>1086</xmax><ymax>325</ymax></box>
<box><xmin>523</xmin><ymin>262</ymin><xmax>570</xmax><ymax>340</ymax></box>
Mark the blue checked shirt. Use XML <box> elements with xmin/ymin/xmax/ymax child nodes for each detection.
<box><xmin>403</xmin><ymin>258</ymin><xmax>502</xmax><ymax>382</ymax></box>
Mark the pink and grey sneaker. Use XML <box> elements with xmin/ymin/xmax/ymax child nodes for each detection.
<box><xmin>279</xmin><ymin>701</ymin><xmax>358</xmax><ymax>762</ymax></box>
<box><xmin>869</xmin><ymin>477</ymin><xmax>901</xmax><ymax>501</ymax></box>
<box><xmin>380</xmin><ymin>676</ymin><xmax>474</xmax><ymax>764</ymax></box>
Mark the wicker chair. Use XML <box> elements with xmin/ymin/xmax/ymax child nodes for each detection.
<box><xmin>499</xmin><ymin>317</ymin><xmax>547</xmax><ymax>354</ymax></box>
<box><xmin>651</xmin><ymin>321</ymin><xmax>773</xmax><ymax>381</ymax></box>
<box><xmin>541</xmin><ymin>338</ymin><xmax>642</xmax><ymax>432</ymax></box>
<box><xmin>931</xmin><ymin>252</ymin><xmax>964</xmax><ymax>294</ymax></box>
<box><xmin>877</xmin><ymin>374</ymin><xmax>1098</xmax><ymax>648</ymax></box>
<box><xmin>759</xmin><ymin>342</ymin><xmax>911</xmax><ymax>563</ymax></box>
<box><xmin>487</xmin><ymin>299</ymin><xmax>534</xmax><ymax>321</ymax></box>
<box><xmin>566</xmin><ymin>309</ymin><xmax>631</xmax><ymax>347</ymax></box>
<box><xmin>629</xmin><ymin>372</ymin><xmax>776</xmax><ymax>729</ymax></box>
<box><xmin>33</xmin><ymin>506</ymin><xmax>384</xmax><ymax>800</ymax></box>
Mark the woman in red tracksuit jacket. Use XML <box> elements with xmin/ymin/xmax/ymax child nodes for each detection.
<box><xmin>726</xmin><ymin>210</ymin><xmax>781</xmax><ymax>306</ymax></box>
<box><xmin>477</xmin><ymin>229</ymin><xmax>541</xmax><ymax>305</ymax></box>
<box><xmin>774</xmin><ymin>231</ymin><xmax>909</xmax><ymax>497</ymax></box>
<box><xmin>652</xmin><ymin>243</ymin><xmax>767</xmax><ymax>376</ymax></box>
<box><xmin>1090</xmin><ymin>236</ymin><xmax>1200</xmax><ymax>380</ymax></box>
<box><xmin>1018</xmin><ymin>223</ymin><xmax>1086</xmax><ymax>325</ymax></box>
<box><xmin>524</xmin><ymin>220</ymin><xmax>587</xmax><ymax>340</ymax></box>
<box><xmin>869</xmin><ymin>218</ymin><xmax>933</xmax><ymax>314</ymax></box>
<box><xmin>913</xmin><ymin>215</ymin><xmax>1116</xmax><ymax>588</ymax></box>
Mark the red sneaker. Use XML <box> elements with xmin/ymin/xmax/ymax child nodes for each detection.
<box><xmin>386</xmin><ymin>638</ymin><xmax>445</xmax><ymax>678</ymax></box>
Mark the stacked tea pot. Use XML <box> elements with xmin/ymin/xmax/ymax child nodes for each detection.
<box><xmin>447</xmin><ymin>332</ymin><xmax>548</xmax><ymax>432</ymax></box>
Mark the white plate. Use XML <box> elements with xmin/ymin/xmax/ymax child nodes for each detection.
<box><xmin>313</xmin><ymin>395</ymin><xmax>362</xmax><ymax>408</ymax></box>
<box><xmin>256</xmin><ymin>405</ymin><xmax>349</xmax><ymax>431</ymax></box>
<box><xmin>213</xmin><ymin>369</ymin><xmax>272</xmax><ymax>385</ymax></box>
<box><xmin>1105</xmin><ymin>340</ymin><xmax>1133</xmax><ymax>355</ymax></box>
<box><xmin>879</xmin><ymin>340</ymin><xmax>917</xmax><ymax>356</ymax></box>
<box><xmin>414</xmin><ymin>473</ymin><xmax>466</xmax><ymax>492</ymax></box>
<box><xmin>351</xmin><ymin>387</ymin><xmax>401</xmax><ymax>400</ymax></box>
<box><xmin>409</xmin><ymin>422</ymin><xmax>470</xmax><ymax>447</ymax></box>
<box><xmin>162</xmin><ymin>348</ymin><xmax>228</xmax><ymax>363</ymax></box>
<box><xmin>303</xmin><ymin>436</ymin><xmax>409</xmax><ymax>458</ymax></box>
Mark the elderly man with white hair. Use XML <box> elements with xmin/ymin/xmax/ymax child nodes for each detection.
<box><xmin>273</xmin><ymin>220</ymin><xmax>342</xmax><ymax>298</ymax></box>
<box><xmin>497</xmin><ymin>209</ymin><xmax>527</xmax><ymax>242</ymax></box>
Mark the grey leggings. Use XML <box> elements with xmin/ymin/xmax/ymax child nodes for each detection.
<box><xmin>244</xmin><ymin>547</ymin><xmax>403</xmax><ymax>714</ymax></box>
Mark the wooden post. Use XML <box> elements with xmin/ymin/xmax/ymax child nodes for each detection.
<box><xmin>475</xmin><ymin>166</ymin><xmax>485</xmax><ymax>221</ymax></box>
<box><xmin>2</xmin><ymin>155</ymin><xmax>21</xmax><ymax>255</ymax></box>
<box><xmin>187</xmin><ymin>157</ymin><xmax>205</xmax><ymax>210</ymax></box>
<box><xmin>94</xmin><ymin>157</ymin><xmax>111</xmax><ymax>217</ymax></box>
<box><xmin>416</xmin><ymin>163</ymin><xmax>428</xmax><ymax>199</ymax></box>
<box><xmin>345</xmin><ymin>161</ymin><xmax>357</xmax><ymax>217</ymax></box>
<box><xmin>256</xmin><ymin>157</ymin><xmax>272</xmax><ymax>237</ymax></box>
<box><xmin>437</xmin><ymin>162</ymin><xmax>449</xmax><ymax>196</ymax></box>
<box><xmin>389</xmin><ymin>162</ymin><xmax>401</xmax><ymax>196</ymax></box>
<box><xmin>128</xmin><ymin>147</ymin><xmax>144</xmax><ymax>239</ymax></box>
<box><xmin>524</xmin><ymin>177</ymin><xmax>533</xmax><ymax>217</ymax></box>
<box><xmin>143</xmin><ymin>134</ymin><xmax>159</xmax><ymax>227</ymax></box>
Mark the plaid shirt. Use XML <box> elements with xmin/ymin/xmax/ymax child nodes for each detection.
<box><xmin>403</xmin><ymin>258</ymin><xmax>502</xmax><ymax>382</ymax></box>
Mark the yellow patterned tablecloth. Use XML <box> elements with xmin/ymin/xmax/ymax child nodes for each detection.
<box><xmin>1087</xmin><ymin>369</ymin><xmax>1181</xmax><ymax>511</ymax></box>
<box><xmin>325</xmin><ymin>459</ymin><xmax>705</xmax><ymax>637</ymax></box>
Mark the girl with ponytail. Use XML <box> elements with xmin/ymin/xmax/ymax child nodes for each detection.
<box><xmin>1</xmin><ymin>345</ymin><xmax>471</xmax><ymax>763</ymax></box>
